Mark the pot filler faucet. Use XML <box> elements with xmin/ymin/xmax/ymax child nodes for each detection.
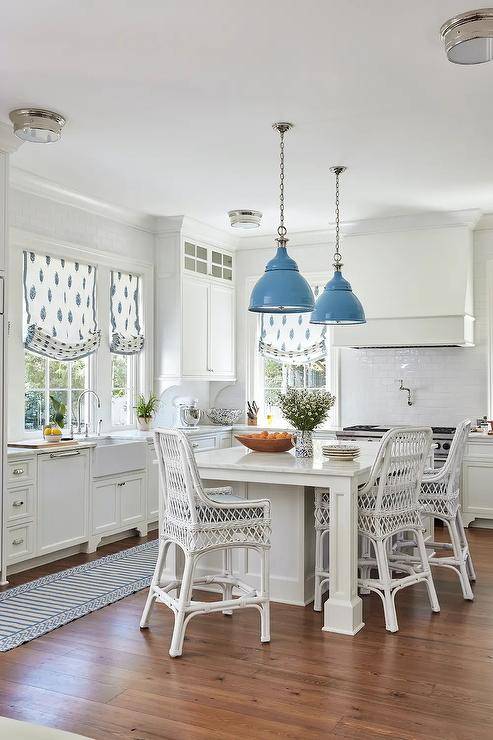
<box><xmin>399</xmin><ymin>379</ymin><xmax>413</xmax><ymax>406</ymax></box>
<box><xmin>77</xmin><ymin>390</ymin><xmax>102</xmax><ymax>436</ymax></box>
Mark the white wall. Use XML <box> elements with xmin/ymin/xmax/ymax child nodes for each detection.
<box><xmin>232</xmin><ymin>225</ymin><xmax>493</xmax><ymax>428</ymax></box>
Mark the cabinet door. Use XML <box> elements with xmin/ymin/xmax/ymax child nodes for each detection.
<box><xmin>120</xmin><ymin>475</ymin><xmax>145</xmax><ymax>527</ymax></box>
<box><xmin>92</xmin><ymin>480</ymin><xmax>118</xmax><ymax>535</ymax></box>
<box><xmin>462</xmin><ymin>461</ymin><xmax>493</xmax><ymax>519</ymax></box>
<box><xmin>37</xmin><ymin>449</ymin><xmax>89</xmax><ymax>555</ymax></box>
<box><xmin>182</xmin><ymin>277</ymin><xmax>209</xmax><ymax>377</ymax></box>
<box><xmin>147</xmin><ymin>449</ymin><xmax>160</xmax><ymax>520</ymax></box>
<box><xmin>209</xmin><ymin>284</ymin><xmax>235</xmax><ymax>377</ymax></box>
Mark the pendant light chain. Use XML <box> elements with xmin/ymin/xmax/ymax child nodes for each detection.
<box><xmin>273</xmin><ymin>122</ymin><xmax>292</xmax><ymax>241</ymax></box>
<box><xmin>278</xmin><ymin>128</ymin><xmax>286</xmax><ymax>238</ymax></box>
<box><xmin>331</xmin><ymin>165</ymin><xmax>346</xmax><ymax>271</ymax></box>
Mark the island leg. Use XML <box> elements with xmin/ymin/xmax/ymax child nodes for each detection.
<box><xmin>323</xmin><ymin>474</ymin><xmax>364</xmax><ymax>635</ymax></box>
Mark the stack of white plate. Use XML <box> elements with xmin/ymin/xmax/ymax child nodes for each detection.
<box><xmin>322</xmin><ymin>443</ymin><xmax>360</xmax><ymax>461</ymax></box>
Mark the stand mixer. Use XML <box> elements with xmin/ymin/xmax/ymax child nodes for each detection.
<box><xmin>174</xmin><ymin>397</ymin><xmax>202</xmax><ymax>427</ymax></box>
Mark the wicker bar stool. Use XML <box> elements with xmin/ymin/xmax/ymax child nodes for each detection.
<box><xmin>140</xmin><ymin>429</ymin><xmax>271</xmax><ymax>657</ymax></box>
<box><xmin>419</xmin><ymin>419</ymin><xmax>476</xmax><ymax>599</ymax></box>
<box><xmin>358</xmin><ymin>427</ymin><xmax>440</xmax><ymax>632</ymax></box>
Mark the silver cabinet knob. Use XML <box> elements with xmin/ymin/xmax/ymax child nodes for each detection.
<box><xmin>12</xmin><ymin>500</ymin><xmax>24</xmax><ymax>508</ymax></box>
<box><xmin>12</xmin><ymin>538</ymin><xmax>24</xmax><ymax>546</ymax></box>
<box><xmin>12</xmin><ymin>468</ymin><xmax>24</xmax><ymax>476</ymax></box>
<box><xmin>192</xmin><ymin>443</ymin><xmax>199</xmax><ymax>449</ymax></box>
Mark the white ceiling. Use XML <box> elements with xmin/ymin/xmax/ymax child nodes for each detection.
<box><xmin>1</xmin><ymin>1</ymin><xmax>492</xmax><ymax>235</ymax></box>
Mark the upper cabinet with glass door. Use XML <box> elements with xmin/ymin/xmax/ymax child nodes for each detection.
<box><xmin>183</xmin><ymin>241</ymin><xmax>233</xmax><ymax>283</ymax></box>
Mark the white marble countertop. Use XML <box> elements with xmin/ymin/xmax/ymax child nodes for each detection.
<box><xmin>195</xmin><ymin>438</ymin><xmax>378</xmax><ymax>482</ymax></box>
<box><xmin>468</xmin><ymin>432</ymin><xmax>493</xmax><ymax>441</ymax></box>
<box><xmin>7</xmin><ymin>439</ymin><xmax>97</xmax><ymax>458</ymax></box>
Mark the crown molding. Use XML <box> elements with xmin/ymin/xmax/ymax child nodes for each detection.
<box><xmin>0</xmin><ymin>121</ymin><xmax>22</xmax><ymax>154</ymax></box>
<box><xmin>236</xmin><ymin>209</ymin><xmax>483</xmax><ymax>250</ymax></box>
<box><xmin>10</xmin><ymin>167</ymin><xmax>156</xmax><ymax>232</ymax></box>
<box><xmin>154</xmin><ymin>214</ymin><xmax>239</xmax><ymax>251</ymax></box>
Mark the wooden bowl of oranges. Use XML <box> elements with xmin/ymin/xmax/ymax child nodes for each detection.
<box><xmin>235</xmin><ymin>430</ymin><xmax>294</xmax><ymax>453</ymax></box>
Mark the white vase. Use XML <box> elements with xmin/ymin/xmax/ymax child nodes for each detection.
<box><xmin>294</xmin><ymin>430</ymin><xmax>313</xmax><ymax>458</ymax></box>
<box><xmin>137</xmin><ymin>416</ymin><xmax>152</xmax><ymax>432</ymax></box>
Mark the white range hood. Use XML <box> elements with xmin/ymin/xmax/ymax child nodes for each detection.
<box><xmin>331</xmin><ymin>223</ymin><xmax>474</xmax><ymax>348</ymax></box>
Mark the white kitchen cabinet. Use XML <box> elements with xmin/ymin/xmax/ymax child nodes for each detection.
<box><xmin>147</xmin><ymin>444</ymin><xmax>160</xmax><ymax>522</ymax></box>
<box><xmin>209</xmin><ymin>283</ymin><xmax>235</xmax><ymax>377</ymax></box>
<box><xmin>90</xmin><ymin>470</ymin><xmax>146</xmax><ymax>550</ymax></box>
<box><xmin>120</xmin><ymin>475</ymin><xmax>145</xmax><ymax>527</ymax></box>
<box><xmin>182</xmin><ymin>277</ymin><xmax>209</xmax><ymax>377</ymax></box>
<box><xmin>461</xmin><ymin>440</ymin><xmax>493</xmax><ymax>526</ymax></box>
<box><xmin>37</xmin><ymin>448</ymin><xmax>89</xmax><ymax>556</ymax></box>
<box><xmin>182</xmin><ymin>276</ymin><xmax>235</xmax><ymax>380</ymax></box>
<box><xmin>92</xmin><ymin>479</ymin><xmax>119</xmax><ymax>535</ymax></box>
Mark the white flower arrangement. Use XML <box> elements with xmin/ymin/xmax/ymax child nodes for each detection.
<box><xmin>277</xmin><ymin>388</ymin><xmax>336</xmax><ymax>432</ymax></box>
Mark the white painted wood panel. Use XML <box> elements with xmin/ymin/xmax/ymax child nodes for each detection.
<box><xmin>37</xmin><ymin>449</ymin><xmax>89</xmax><ymax>555</ymax></box>
<box><xmin>182</xmin><ymin>277</ymin><xmax>209</xmax><ymax>377</ymax></box>
<box><xmin>209</xmin><ymin>283</ymin><xmax>234</xmax><ymax>376</ymax></box>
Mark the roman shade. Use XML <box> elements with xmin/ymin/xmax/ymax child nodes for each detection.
<box><xmin>23</xmin><ymin>251</ymin><xmax>101</xmax><ymax>361</ymax></box>
<box><xmin>258</xmin><ymin>285</ymin><xmax>327</xmax><ymax>365</ymax></box>
<box><xmin>110</xmin><ymin>270</ymin><xmax>144</xmax><ymax>354</ymax></box>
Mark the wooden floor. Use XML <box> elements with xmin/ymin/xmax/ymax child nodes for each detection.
<box><xmin>0</xmin><ymin>528</ymin><xmax>492</xmax><ymax>739</ymax></box>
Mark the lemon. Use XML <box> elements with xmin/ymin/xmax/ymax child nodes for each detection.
<box><xmin>44</xmin><ymin>428</ymin><xmax>52</xmax><ymax>436</ymax></box>
<box><xmin>51</xmin><ymin>428</ymin><xmax>62</xmax><ymax>436</ymax></box>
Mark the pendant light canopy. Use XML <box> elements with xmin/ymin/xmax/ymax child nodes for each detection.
<box><xmin>310</xmin><ymin>166</ymin><xmax>366</xmax><ymax>325</ymax></box>
<box><xmin>248</xmin><ymin>123</ymin><xmax>314</xmax><ymax>314</ymax></box>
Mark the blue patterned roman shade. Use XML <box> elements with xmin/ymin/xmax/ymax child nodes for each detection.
<box><xmin>259</xmin><ymin>285</ymin><xmax>327</xmax><ymax>365</ymax></box>
<box><xmin>110</xmin><ymin>270</ymin><xmax>144</xmax><ymax>355</ymax></box>
<box><xmin>23</xmin><ymin>251</ymin><xmax>101</xmax><ymax>361</ymax></box>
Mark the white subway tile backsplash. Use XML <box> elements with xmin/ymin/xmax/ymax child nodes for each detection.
<box><xmin>340</xmin><ymin>345</ymin><xmax>486</xmax><ymax>427</ymax></box>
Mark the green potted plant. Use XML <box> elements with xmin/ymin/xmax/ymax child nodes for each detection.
<box><xmin>135</xmin><ymin>393</ymin><xmax>160</xmax><ymax>431</ymax></box>
<box><xmin>277</xmin><ymin>388</ymin><xmax>336</xmax><ymax>457</ymax></box>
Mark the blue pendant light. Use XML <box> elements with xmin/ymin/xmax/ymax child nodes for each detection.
<box><xmin>249</xmin><ymin>123</ymin><xmax>314</xmax><ymax>314</ymax></box>
<box><xmin>311</xmin><ymin>166</ymin><xmax>366</xmax><ymax>325</ymax></box>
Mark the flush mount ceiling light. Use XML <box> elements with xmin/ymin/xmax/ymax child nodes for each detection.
<box><xmin>310</xmin><ymin>166</ymin><xmax>366</xmax><ymax>325</ymax></box>
<box><xmin>248</xmin><ymin>122</ymin><xmax>314</xmax><ymax>314</ymax></box>
<box><xmin>228</xmin><ymin>209</ymin><xmax>262</xmax><ymax>229</ymax></box>
<box><xmin>9</xmin><ymin>108</ymin><xmax>66</xmax><ymax>143</ymax></box>
<box><xmin>441</xmin><ymin>8</ymin><xmax>493</xmax><ymax>64</ymax></box>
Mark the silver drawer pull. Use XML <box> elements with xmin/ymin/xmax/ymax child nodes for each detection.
<box><xmin>117</xmin><ymin>481</ymin><xmax>126</xmax><ymax>487</ymax></box>
<box><xmin>12</xmin><ymin>538</ymin><xmax>24</xmax><ymax>546</ymax></box>
<box><xmin>50</xmin><ymin>450</ymin><xmax>81</xmax><ymax>459</ymax></box>
<box><xmin>12</xmin><ymin>500</ymin><xmax>24</xmax><ymax>508</ymax></box>
<box><xmin>12</xmin><ymin>468</ymin><xmax>24</xmax><ymax>476</ymax></box>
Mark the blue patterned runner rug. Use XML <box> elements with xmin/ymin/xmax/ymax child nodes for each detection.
<box><xmin>0</xmin><ymin>539</ymin><xmax>158</xmax><ymax>651</ymax></box>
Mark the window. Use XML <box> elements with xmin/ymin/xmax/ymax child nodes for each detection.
<box><xmin>24</xmin><ymin>351</ymin><xmax>89</xmax><ymax>431</ymax></box>
<box><xmin>111</xmin><ymin>354</ymin><xmax>136</xmax><ymax>427</ymax></box>
<box><xmin>261</xmin><ymin>357</ymin><xmax>327</xmax><ymax>423</ymax></box>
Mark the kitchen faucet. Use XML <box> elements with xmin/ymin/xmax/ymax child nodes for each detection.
<box><xmin>399</xmin><ymin>379</ymin><xmax>413</xmax><ymax>406</ymax></box>
<box><xmin>77</xmin><ymin>390</ymin><xmax>102</xmax><ymax>436</ymax></box>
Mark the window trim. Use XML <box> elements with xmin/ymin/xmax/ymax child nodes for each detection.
<box><xmin>11</xmin><ymin>228</ymin><xmax>154</xmax><ymax>441</ymax></box>
<box><xmin>245</xmin><ymin>272</ymin><xmax>340</xmax><ymax>428</ymax></box>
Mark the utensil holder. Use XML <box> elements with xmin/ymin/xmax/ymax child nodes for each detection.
<box><xmin>247</xmin><ymin>416</ymin><xmax>258</xmax><ymax>426</ymax></box>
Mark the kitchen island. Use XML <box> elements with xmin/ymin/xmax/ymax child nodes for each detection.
<box><xmin>195</xmin><ymin>439</ymin><xmax>380</xmax><ymax>636</ymax></box>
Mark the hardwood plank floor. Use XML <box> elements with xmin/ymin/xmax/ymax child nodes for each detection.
<box><xmin>0</xmin><ymin>527</ymin><xmax>492</xmax><ymax>739</ymax></box>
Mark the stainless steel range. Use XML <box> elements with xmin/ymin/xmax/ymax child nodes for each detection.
<box><xmin>336</xmin><ymin>425</ymin><xmax>456</xmax><ymax>465</ymax></box>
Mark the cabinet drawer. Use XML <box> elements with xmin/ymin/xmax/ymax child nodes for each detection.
<box><xmin>7</xmin><ymin>458</ymin><xmax>35</xmax><ymax>485</ymax></box>
<box><xmin>189</xmin><ymin>435</ymin><xmax>217</xmax><ymax>453</ymax></box>
<box><xmin>465</xmin><ymin>442</ymin><xmax>493</xmax><ymax>459</ymax></box>
<box><xmin>6</xmin><ymin>523</ymin><xmax>35</xmax><ymax>563</ymax></box>
<box><xmin>6</xmin><ymin>485</ymin><xmax>35</xmax><ymax>523</ymax></box>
